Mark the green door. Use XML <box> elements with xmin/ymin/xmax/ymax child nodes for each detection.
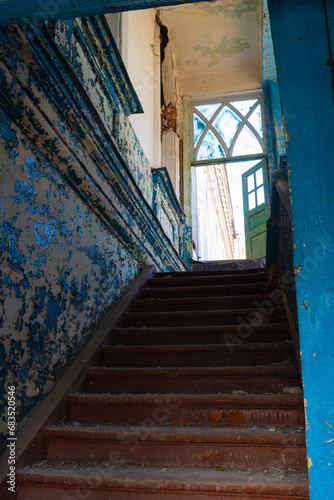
<box><xmin>242</xmin><ymin>160</ymin><xmax>270</xmax><ymax>258</ymax></box>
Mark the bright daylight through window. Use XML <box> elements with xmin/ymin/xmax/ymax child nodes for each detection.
<box><xmin>191</xmin><ymin>95</ymin><xmax>267</xmax><ymax>261</ymax></box>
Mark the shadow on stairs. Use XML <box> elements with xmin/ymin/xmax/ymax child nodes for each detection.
<box><xmin>5</xmin><ymin>264</ymin><xmax>309</xmax><ymax>499</ymax></box>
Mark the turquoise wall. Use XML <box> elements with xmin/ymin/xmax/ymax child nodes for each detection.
<box><xmin>268</xmin><ymin>1</ymin><xmax>334</xmax><ymax>497</ymax></box>
<box><xmin>262</xmin><ymin>0</ymin><xmax>285</xmax><ymax>175</ymax></box>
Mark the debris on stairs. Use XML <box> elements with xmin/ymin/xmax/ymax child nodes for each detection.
<box><xmin>15</xmin><ymin>266</ymin><xmax>309</xmax><ymax>499</ymax></box>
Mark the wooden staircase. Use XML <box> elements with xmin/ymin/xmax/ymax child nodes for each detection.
<box><xmin>16</xmin><ymin>267</ymin><xmax>309</xmax><ymax>499</ymax></box>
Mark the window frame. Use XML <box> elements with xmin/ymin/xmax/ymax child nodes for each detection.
<box><xmin>190</xmin><ymin>92</ymin><xmax>267</xmax><ymax>164</ymax></box>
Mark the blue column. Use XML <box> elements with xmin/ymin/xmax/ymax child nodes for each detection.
<box><xmin>268</xmin><ymin>1</ymin><xmax>334</xmax><ymax>498</ymax></box>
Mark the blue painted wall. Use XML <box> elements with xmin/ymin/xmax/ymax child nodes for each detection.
<box><xmin>268</xmin><ymin>1</ymin><xmax>334</xmax><ymax>497</ymax></box>
<box><xmin>0</xmin><ymin>0</ymin><xmax>212</xmax><ymax>26</ymax></box>
<box><xmin>0</xmin><ymin>18</ymin><xmax>186</xmax><ymax>452</ymax></box>
<box><xmin>0</xmin><ymin>126</ymin><xmax>140</xmax><ymax>444</ymax></box>
<box><xmin>262</xmin><ymin>0</ymin><xmax>285</xmax><ymax>175</ymax></box>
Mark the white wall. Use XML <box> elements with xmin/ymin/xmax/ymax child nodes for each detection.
<box><xmin>161</xmin><ymin>129</ymin><xmax>180</xmax><ymax>199</ymax></box>
<box><xmin>119</xmin><ymin>9</ymin><xmax>161</xmax><ymax>169</ymax></box>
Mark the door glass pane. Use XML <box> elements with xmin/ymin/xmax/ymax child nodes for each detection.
<box><xmin>248</xmin><ymin>191</ymin><xmax>256</xmax><ymax>210</ymax></box>
<box><xmin>255</xmin><ymin>168</ymin><xmax>263</xmax><ymax>187</ymax></box>
<box><xmin>213</xmin><ymin>106</ymin><xmax>241</xmax><ymax>148</ymax></box>
<box><xmin>247</xmin><ymin>174</ymin><xmax>255</xmax><ymax>193</ymax></box>
<box><xmin>257</xmin><ymin>186</ymin><xmax>265</xmax><ymax>205</ymax></box>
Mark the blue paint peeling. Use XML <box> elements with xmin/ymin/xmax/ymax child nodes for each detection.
<box><xmin>0</xmin><ymin>15</ymin><xmax>186</xmax><ymax>455</ymax></box>
<box><xmin>268</xmin><ymin>0</ymin><xmax>334</xmax><ymax>497</ymax></box>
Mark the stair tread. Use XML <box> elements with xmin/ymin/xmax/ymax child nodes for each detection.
<box><xmin>149</xmin><ymin>274</ymin><xmax>270</xmax><ymax>286</ymax></box>
<box><xmin>17</xmin><ymin>464</ymin><xmax>309</xmax><ymax>494</ymax></box>
<box><xmin>114</xmin><ymin>322</ymin><xmax>289</xmax><ymax>333</ymax></box>
<box><xmin>125</xmin><ymin>308</ymin><xmax>286</xmax><ymax>317</ymax></box>
<box><xmin>101</xmin><ymin>342</ymin><xmax>294</xmax><ymax>354</ymax></box>
<box><xmin>154</xmin><ymin>267</ymin><xmax>268</xmax><ymax>277</ymax></box>
<box><xmin>156</xmin><ymin>269</ymin><xmax>267</xmax><ymax>277</ymax></box>
<box><xmin>88</xmin><ymin>365</ymin><xmax>299</xmax><ymax>376</ymax></box>
<box><xmin>45</xmin><ymin>424</ymin><xmax>306</xmax><ymax>445</ymax></box>
<box><xmin>69</xmin><ymin>393</ymin><xmax>304</xmax><ymax>406</ymax></box>
<box><xmin>134</xmin><ymin>294</ymin><xmax>276</xmax><ymax>308</ymax></box>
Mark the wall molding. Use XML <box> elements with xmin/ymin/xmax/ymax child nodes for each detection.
<box><xmin>0</xmin><ymin>21</ymin><xmax>186</xmax><ymax>271</ymax></box>
<box><xmin>152</xmin><ymin>167</ymin><xmax>186</xmax><ymax>257</ymax></box>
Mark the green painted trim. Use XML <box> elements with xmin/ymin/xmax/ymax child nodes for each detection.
<box><xmin>181</xmin><ymin>97</ymin><xmax>193</xmax><ymax>267</ymax></box>
<box><xmin>242</xmin><ymin>159</ymin><xmax>270</xmax><ymax>258</ymax></box>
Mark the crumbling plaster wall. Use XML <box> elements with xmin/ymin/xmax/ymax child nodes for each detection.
<box><xmin>0</xmin><ymin>16</ymin><xmax>185</xmax><ymax>452</ymax></box>
<box><xmin>119</xmin><ymin>9</ymin><xmax>161</xmax><ymax>171</ymax></box>
<box><xmin>0</xmin><ymin>124</ymin><xmax>139</xmax><ymax>445</ymax></box>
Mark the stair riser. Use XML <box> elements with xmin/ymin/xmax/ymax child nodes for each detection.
<box><xmin>141</xmin><ymin>284</ymin><xmax>278</xmax><ymax>299</ymax></box>
<box><xmin>17</xmin><ymin>484</ymin><xmax>310</xmax><ymax>500</ymax></box>
<box><xmin>148</xmin><ymin>275</ymin><xmax>269</xmax><ymax>288</ymax></box>
<box><xmin>101</xmin><ymin>351</ymin><xmax>294</xmax><ymax>368</ymax></box>
<box><xmin>124</xmin><ymin>314</ymin><xmax>286</xmax><ymax>328</ymax></box>
<box><xmin>132</xmin><ymin>297</ymin><xmax>275</xmax><ymax>312</ymax></box>
<box><xmin>86</xmin><ymin>376</ymin><xmax>301</xmax><ymax>395</ymax></box>
<box><xmin>156</xmin><ymin>269</ymin><xmax>268</xmax><ymax>277</ymax></box>
<box><xmin>113</xmin><ymin>332</ymin><xmax>289</xmax><ymax>345</ymax></box>
<box><xmin>46</xmin><ymin>441</ymin><xmax>307</xmax><ymax>469</ymax></box>
<box><xmin>70</xmin><ymin>405</ymin><xmax>305</xmax><ymax>427</ymax></box>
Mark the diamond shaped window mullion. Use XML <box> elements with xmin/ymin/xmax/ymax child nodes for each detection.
<box><xmin>194</xmin><ymin>105</ymin><xmax>227</xmax><ymax>160</ymax></box>
<box><xmin>192</xmin><ymin>95</ymin><xmax>265</xmax><ymax>161</ymax></box>
<box><xmin>243</xmin><ymin>100</ymin><xmax>263</xmax><ymax>146</ymax></box>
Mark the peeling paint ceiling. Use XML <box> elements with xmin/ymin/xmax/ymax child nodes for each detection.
<box><xmin>159</xmin><ymin>0</ymin><xmax>262</xmax><ymax>97</ymax></box>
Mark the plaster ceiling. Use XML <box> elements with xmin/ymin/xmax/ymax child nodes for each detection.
<box><xmin>159</xmin><ymin>0</ymin><xmax>262</xmax><ymax>97</ymax></box>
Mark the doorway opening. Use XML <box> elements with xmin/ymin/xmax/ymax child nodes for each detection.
<box><xmin>190</xmin><ymin>93</ymin><xmax>268</xmax><ymax>261</ymax></box>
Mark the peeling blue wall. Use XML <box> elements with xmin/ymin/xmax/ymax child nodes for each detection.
<box><xmin>268</xmin><ymin>1</ymin><xmax>334</xmax><ymax>497</ymax></box>
<box><xmin>0</xmin><ymin>129</ymin><xmax>139</xmax><ymax>443</ymax></box>
<box><xmin>0</xmin><ymin>17</ymin><xmax>186</xmax><ymax>452</ymax></box>
<box><xmin>262</xmin><ymin>0</ymin><xmax>285</xmax><ymax>175</ymax></box>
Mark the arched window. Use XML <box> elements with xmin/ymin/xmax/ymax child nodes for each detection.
<box><xmin>192</xmin><ymin>94</ymin><xmax>265</xmax><ymax>162</ymax></box>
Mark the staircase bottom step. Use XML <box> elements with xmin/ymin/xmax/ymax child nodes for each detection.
<box><xmin>17</xmin><ymin>464</ymin><xmax>309</xmax><ymax>499</ymax></box>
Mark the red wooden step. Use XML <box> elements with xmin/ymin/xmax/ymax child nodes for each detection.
<box><xmin>112</xmin><ymin>323</ymin><xmax>290</xmax><ymax>345</ymax></box>
<box><xmin>156</xmin><ymin>268</ymin><xmax>267</xmax><ymax>277</ymax></box>
<box><xmin>100</xmin><ymin>342</ymin><xmax>294</xmax><ymax>368</ymax></box>
<box><xmin>140</xmin><ymin>282</ymin><xmax>280</xmax><ymax>299</ymax></box>
<box><xmin>44</xmin><ymin>425</ymin><xmax>307</xmax><ymax>469</ymax></box>
<box><xmin>69</xmin><ymin>393</ymin><xmax>305</xmax><ymax>427</ymax></box>
<box><xmin>132</xmin><ymin>294</ymin><xmax>278</xmax><ymax>312</ymax></box>
<box><xmin>148</xmin><ymin>273</ymin><xmax>269</xmax><ymax>288</ymax></box>
<box><xmin>86</xmin><ymin>365</ymin><xmax>301</xmax><ymax>395</ymax></box>
<box><xmin>17</xmin><ymin>465</ymin><xmax>309</xmax><ymax>499</ymax></box>
<box><xmin>123</xmin><ymin>309</ymin><xmax>287</xmax><ymax>328</ymax></box>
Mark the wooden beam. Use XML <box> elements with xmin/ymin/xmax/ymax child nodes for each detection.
<box><xmin>0</xmin><ymin>0</ymin><xmax>213</xmax><ymax>26</ymax></box>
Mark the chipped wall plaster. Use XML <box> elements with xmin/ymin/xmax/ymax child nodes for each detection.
<box><xmin>0</xmin><ymin>127</ymin><xmax>140</xmax><ymax>445</ymax></box>
<box><xmin>160</xmin><ymin>0</ymin><xmax>262</xmax><ymax>96</ymax></box>
<box><xmin>0</xmin><ymin>17</ymin><xmax>186</xmax><ymax>452</ymax></box>
<box><xmin>119</xmin><ymin>9</ymin><xmax>161</xmax><ymax>169</ymax></box>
